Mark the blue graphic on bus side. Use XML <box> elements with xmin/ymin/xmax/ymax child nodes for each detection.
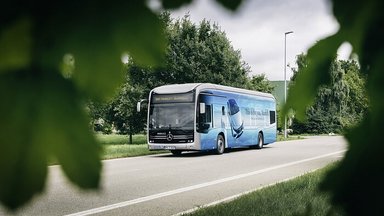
<box><xmin>227</xmin><ymin>99</ymin><xmax>244</xmax><ymax>139</ymax></box>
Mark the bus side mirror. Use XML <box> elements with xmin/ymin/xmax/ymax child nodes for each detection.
<box><xmin>137</xmin><ymin>99</ymin><xmax>147</xmax><ymax>112</ymax></box>
<box><xmin>199</xmin><ymin>103</ymin><xmax>206</xmax><ymax>114</ymax></box>
<box><xmin>137</xmin><ymin>102</ymin><xmax>141</xmax><ymax>112</ymax></box>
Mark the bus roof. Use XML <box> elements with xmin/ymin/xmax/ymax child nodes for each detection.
<box><xmin>151</xmin><ymin>83</ymin><xmax>275</xmax><ymax>100</ymax></box>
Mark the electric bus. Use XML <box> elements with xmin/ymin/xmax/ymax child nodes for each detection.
<box><xmin>137</xmin><ymin>83</ymin><xmax>277</xmax><ymax>155</ymax></box>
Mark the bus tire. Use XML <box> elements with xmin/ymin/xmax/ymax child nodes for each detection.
<box><xmin>171</xmin><ymin>150</ymin><xmax>182</xmax><ymax>156</ymax></box>
<box><xmin>255</xmin><ymin>133</ymin><xmax>264</xmax><ymax>149</ymax></box>
<box><xmin>216</xmin><ymin>134</ymin><xmax>225</xmax><ymax>155</ymax></box>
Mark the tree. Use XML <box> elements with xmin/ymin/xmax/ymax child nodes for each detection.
<box><xmin>290</xmin><ymin>55</ymin><xmax>367</xmax><ymax>135</ymax></box>
<box><xmin>340</xmin><ymin>59</ymin><xmax>368</xmax><ymax>128</ymax></box>
<box><xmin>109</xmin><ymin>85</ymin><xmax>146</xmax><ymax>143</ymax></box>
<box><xmin>98</xmin><ymin>12</ymin><xmax>265</xmax><ymax>142</ymax></box>
<box><xmin>290</xmin><ymin>53</ymin><xmax>308</xmax><ymax>82</ymax></box>
<box><xmin>87</xmin><ymin>100</ymin><xmax>112</xmax><ymax>133</ymax></box>
<box><xmin>87</xmin><ymin>63</ymin><xmax>150</xmax><ymax>141</ymax></box>
<box><xmin>159</xmin><ymin>14</ymin><xmax>250</xmax><ymax>87</ymax></box>
<box><xmin>246</xmin><ymin>74</ymin><xmax>274</xmax><ymax>93</ymax></box>
<box><xmin>115</xmin><ymin>12</ymin><xmax>254</xmax><ymax>103</ymax></box>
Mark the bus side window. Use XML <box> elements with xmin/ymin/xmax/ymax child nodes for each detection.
<box><xmin>205</xmin><ymin>105</ymin><xmax>212</xmax><ymax>123</ymax></box>
<box><xmin>199</xmin><ymin>105</ymin><xmax>212</xmax><ymax>123</ymax></box>
<box><xmin>270</xmin><ymin>110</ymin><xmax>276</xmax><ymax>124</ymax></box>
<box><xmin>198</xmin><ymin>104</ymin><xmax>211</xmax><ymax>131</ymax></box>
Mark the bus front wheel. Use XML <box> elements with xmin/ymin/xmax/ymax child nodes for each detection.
<box><xmin>171</xmin><ymin>150</ymin><xmax>182</xmax><ymax>156</ymax></box>
<box><xmin>215</xmin><ymin>135</ymin><xmax>225</xmax><ymax>155</ymax></box>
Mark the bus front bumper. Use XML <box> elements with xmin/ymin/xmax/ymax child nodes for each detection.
<box><xmin>148</xmin><ymin>143</ymin><xmax>199</xmax><ymax>151</ymax></box>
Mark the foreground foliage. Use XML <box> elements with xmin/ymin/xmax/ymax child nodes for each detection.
<box><xmin>2</xmin><ymin>0</ymin><xmax>383</xmax><ymax>214</ymax></box>
<box><xmin>283</xmin><ymin>0</ymin><xmax>384</xmax><ymax>214</ymax></box>
<box><xmin>0</xmin><ymin>0</ymin><xmax>242</xmax><ymax>210</ymax></box>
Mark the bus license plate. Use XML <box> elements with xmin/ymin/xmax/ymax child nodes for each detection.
<box><xmin>164</xmin><ymin>146</ymin><xmax>176</xmax><ymax>150</ymax></box>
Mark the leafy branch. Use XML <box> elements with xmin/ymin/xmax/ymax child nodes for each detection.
<box><xmin>283</xmin><ymin>0</ymin><xmax>384</xmax><ymax>214</ymax></box>
<box><xmin>0</xmin><ymin>0</ymin><xmax>243</xmax><ymax>210</ymax></box>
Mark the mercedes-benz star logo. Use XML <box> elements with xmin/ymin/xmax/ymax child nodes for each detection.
<box><xmin>166</xmin><ymin>133</ymin><xmax>174</xmax><ymax>141</ymax></box>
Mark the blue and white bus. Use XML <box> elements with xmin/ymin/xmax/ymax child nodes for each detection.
<box><xmin>138</xmin><ymin>83</ymin><xmax>277</xmax><ymax>155</ymax></box>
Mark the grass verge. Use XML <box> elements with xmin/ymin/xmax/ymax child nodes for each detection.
<box><xmin>277</xmin><ymin>134</ymin><xmax>305</xmax><ymax>141</ymax></box>
<box><xmin>184</xmin><ymin>162</ymin><xmax>344</xmax><ymax>216</ymax></box>
<box><xmin>96</xmin><ymin>133</ymin><xmax>146</xmax><ymax>145</ymax></box>
<box><xmin>102</xmin><ymin>144</ymin><xmax>168</xmax><ymax>159</ymax></box>
<box><xmin>96</xmin><ymin>134</ymin><xmax>169</xmax><ymax>159</ymax></box>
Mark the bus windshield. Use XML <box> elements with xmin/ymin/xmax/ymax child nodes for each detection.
<box><xmin>149</xmin><ymin>103</ymin><xmax>195</xmax><ymax>130</ymax></box>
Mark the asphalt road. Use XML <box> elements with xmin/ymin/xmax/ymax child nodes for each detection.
<box><xmin>0</xmin><ymin>136</ymin><xmax>347</xmax><ymax>216</ymax></box>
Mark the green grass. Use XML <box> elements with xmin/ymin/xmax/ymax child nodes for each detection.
<box><xmin>96</xmin><ymin>134</ymin><xmax>147</xmax><ymax>145</ymax></box>
<box><xmin>277</xmin><ymin>134</ymin><xmax>304</xmax><ymax>141</ymax></box>
<box><xmin>102</xmin><ymin>144</ymin><xmax>168</xmax><ymax>159</ymax></box>
<box><xmin>185</xmin><ymin>162</ymin><xmax>344</xmax><ymax>216</ymax></box>
<box><xmin>95</xmin><ymin>134</ymin><xmax>168</xmax><ymax>159</ymax></box>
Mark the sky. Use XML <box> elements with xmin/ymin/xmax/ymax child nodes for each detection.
<box><xmin>149</xmin><ymin>0</ymin><xmax>351</xmax><ymax>81</ymax></box>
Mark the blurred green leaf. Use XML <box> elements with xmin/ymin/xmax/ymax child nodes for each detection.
<box><xmin>0</xmin><ymin>70</ymin><xmax>101</xmax><ymax>209</ymax></box>
<box><xmin>332</xmin><ymin>0</ymin><xmax>376</xmax><ymax>70</ymax></box>
<box><xmin>38</xmin><ymin>72</ymin><xmax>102</xmax><ymax>189</ymax></box>
<box><xmin>34</xmin><ymin>1</ymin><xmax>167</xmax><ymax>99</ymax></box>
<box><xmin>116</xmin><ymin>3</ymin><xmax>167</xmax><ymax>67</ymax></box>
<box><xmin>0</xmin><ymin>0</ymin><xmax>168</xmax><ymax>210</ymax></box>
<box><xmin>215</xmin><ymin>0</ymin><xmax>243</xmax><ymax>11</ymax></box>
<box><xmin>0</xmin><ymin>72</ymin><xmax>47</xmax><ymax>209</ymax></box>
<box><xmin>161</xmin><ymin>0</ymin><xmax>193</xmax><ymax>9</ymax></box>
<box><xmin>0</xmin><ymin>17</ymin><xmax>32</xmax><ymax>74</ymax></box>
<box><xmin>287</xmin><ymin>0</ymin><xmax>384</xmax><ymax>215</ymax></box>
<box><xmin>0</xmin><ymin>0</ymin><xmax>249</xmax><ymax>210</ymax></box>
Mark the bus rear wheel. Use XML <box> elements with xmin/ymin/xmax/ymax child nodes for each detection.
<box><xmin>255</xmin><ymin>133</ymin><xmax>264</xmax><ymax>149</ymax></box>
<box><xmin>215</xmin><ymin>135</ymin><xmax>225</xmax><ymax>155</ymax></box>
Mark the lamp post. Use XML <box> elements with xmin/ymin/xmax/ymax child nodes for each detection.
<box><xmin>284</xmin><ymin>31</ymin><xmax>293</xmax><ymax>139</ymax></box>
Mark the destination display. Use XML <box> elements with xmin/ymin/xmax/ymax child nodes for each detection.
<box><xmin>151</xmin><ymin>92</ymin><xmax>194</xmax><ymax>103</ymax></box>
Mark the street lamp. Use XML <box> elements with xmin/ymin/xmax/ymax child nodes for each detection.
<box><xmin>284</xmin><ymin>31</ymin><xmax>293</xmax><ymax>139</ymax></box>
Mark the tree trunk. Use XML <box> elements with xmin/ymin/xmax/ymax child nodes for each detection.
<box><xmin>129</xmin><ymin>124</ymin><xmax>133</xmax><ymax>144</ymax></box>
